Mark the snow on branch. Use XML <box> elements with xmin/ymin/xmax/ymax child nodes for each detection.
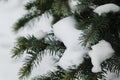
<box><xmin>93</xmin><ymin>3</ymin><xmax>120</xmax><ymax>16</ymax></box>
<box><xmin>68</xmin><ymin>0</ymin><xmax>80</xmax><ymax>13</ymax></box>
<box><xmin>53</xmin><ymin>16</ymin><xmax>88</xmax><ymax>70</ymax></box>
<box><xmin>88</xmin><ymin>40</ymin><xmax>115</xmax><ymax>73</ymax></box>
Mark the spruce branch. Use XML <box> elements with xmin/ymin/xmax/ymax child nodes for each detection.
<box><xmin>12</xmin><ymin>36</ymin><xmax>48</xmax><ymax>58</ymax></box>
<box><xmin>84</xmin><ymin>20</ymin><xmax>103</xmax><ymax>44</ymax></box>
<box><xmin>31</xmin><ymin>70</ymin><xmax>63</xmax><ymax>80</ymax></box>
<box><xmin>12</xmin><ymin>34</ymin><xmax>66</xmax><ymax>79</ymax></box>
<box><xmin>25</xmin><ymin>0</ymin><xmax>54</xmax><ymax>10</ymax></box>
<box><xmin>11</xmin><ymin>0</ymin><xmax>120</xmax><ymax>80</ymax></box>
<box><xmin>103</xmin><ymin>55</ymin><xmax>120</xmax><ymax>76</ymax></box>
<box><xmin>80</xmin><ymin>15</ymin><xmax>109</xmax><ymax>46</ymax></box>
<box><xmin>12</xmin><ymin>37</ymin><xmax>29</xmax><ymax>58</ymax></box>
<box><xmin>25</xmin><ymin>0</ymin><xmax>48</xmax><ymax>10</ymax></box>
<box><xmin>13</xmin><ymin>9</ymin><xmax>46</xmax><ymax>32</ymax></box>
<box><xmin>45</xmin><ymin>36</ymin><xmax>65</xmax><ymax>55</ymax></box>
<box><xmin>52</xmin><ymin>0</ymin><xmax>71</xmax><ymax>18</ymax></box>
<box><xmin>18</xmin><ymin>51</ymin><xmax>44</xmax><ymax>80</ymax></box>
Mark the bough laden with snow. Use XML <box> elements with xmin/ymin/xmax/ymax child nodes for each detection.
<box><xmin>12</xmin><ymin>0</ymin><xmax>120</xmax><ymax>80</ymax></box>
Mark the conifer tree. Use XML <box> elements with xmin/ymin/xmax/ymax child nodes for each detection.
<box><xmin>12</xmin><ymin>0</ymin><xmax>120</xmax><ymax>80</ymax></box>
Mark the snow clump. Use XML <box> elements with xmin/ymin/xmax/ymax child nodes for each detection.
<box><xmin>88</xmin><ymin>40</ymin><xmax>114</xmax><ymax>73</ymax></box>
<box><xmin>94</xmin><ymin>3</ymin><xmax>120</xmax><ymax>15</ymax></box>
<box><xmin>53</xmin><ymin>16</ymin><xmax>88</xmax><ymax>70</ymax></box>
<box><xmin>68</xmin><ymin>0</ymin><xmax>80</xmax><ymax>13</ymax></box>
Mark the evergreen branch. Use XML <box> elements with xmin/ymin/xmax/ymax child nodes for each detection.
<box><xmin>11</xmin><ymin>0</ymin><xmax>120</xmax><ymax>80</ymax></box>
<box><xmin>12</xmin><ymin>36</ymin><xmax>48</xmax><ymax>58</ymax></box>
<box><xmin>13</xmin><ymin>9</ymin><xmax>45</xmax><ymax>32</ymax></box>
<box><xmin>78</xmin><ymin>0</ymin><xmax>93</xmax><ymax>11</ymax></box>
<box><xmin>17</xmin><ymin>40</ymin><xmax>105</xmax><ymax>80</ymax></box>
<box><xmin>61</xmin><ymin>59</ymin><xmax>92</xmax><ymax>80</ymax></box>
<box><xmin>12</xmin><ymin>34</ymin><xmax>65</xmax><ymax>79</ymax></box>
<box><xmin>12</xmin><ymin>37</ymin><xmax>29</xmax><ymax>58</ymax></box>
<box><xmin>31</xmin><ymin>72</ymin><xmax>61</xmax><ymax>80</ymax></box>
<box><xmin>31</xmin><ymin>67</ymin><xmax>66</xmax><ymax>80</ymax></box>
<box><xmin>25</xmin><ymin>0</ymin><xmax>53</xmax><ymax>10</ymax></box>
<box><xmin>12</xmin><ymin>33</ymin><xmax>65</xmax><ymax>59</ymax></box>
<box><xmin>52</xmin><ymin>0</ymin><xmax>71</xmax><ymax>18</ymax></box>
<box><xmin>84</xmin><ymin>20</ymin><xmax>104</xmax><ymax>44</ymax></box>
<box><xmin>14</xmin><ymin>0</ymin><xmax>54</xmax><ymax>32</ymax></box>
<box><xmin>80</xmin><ymin>15</ymin><xmax>109</xmax><ymax>46</ymax></box>
<box><xmin>30</xmin><ymin>46</ymin><xmax>103</xmax><ymax>80</ymax></box>
<box><xmin>71</xmin><ymin>58</ymin><xmax>105</xmax><ymax>80</ymax></box>
<box><xmin>58</xmin><ymin>0</ymin><xmax>62</xmax><ymax>18</ymax></box>
<box><xmin>103</xmin><ymin>55</ymin><xmax>120</xmax><ymax>75</ymax></box>
<box><xmin>52</xmin><ymin>0</ymin><xmax>72</xmax><ymax>24</ymax></box>
<box><xmin>76</xmin><ymin>18</ymin><xmax>91</xmax><ymax>30</ymax></box>
<box><xmin>18</xmin><ymin>51</ymin><xmax>44</xmax><ymax>79</ymax></box>
<box><xmin>45</xmin><ymin>36</ymin><xmax>66</xmax><ymax>55</ymax></box>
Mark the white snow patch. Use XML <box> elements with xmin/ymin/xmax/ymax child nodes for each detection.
<box><xmin>68</xmin><ymin>0</ymin><xmax>80</xmax><ymax>13</ymax></box>
<box><xmin>58</xmin><ymin>49</ymin><xmax>86</xmax><ymax>70</ymax></box>
<box><xmin>94</xmin><ymin>3</ymin><xmax>120</xmax><ymax>15</ymax></box>
<box><xmin>53</xmin><ymin>16</ymin><xmax>82</xmax><ymax>48</ymax></box>
<box><xmin>88</xmin><ymin>40</ymin><xmax>114</xmax><ymax>73</ymax></box>
<box><xmin>53</xmin><ymin>16</ymin><xmax>88</xmax><ymax>70</ymax></box>
<box><xmin>34</xmin><ymin>30</ymin><xmax>48</xmax><ymax>39</ymax></box>
<box><xmin>36</xmin><ymin>14</ymin><xmax>53</xmax><ymax>34</ymax></box>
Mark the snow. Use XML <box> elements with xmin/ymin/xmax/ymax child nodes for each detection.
<box><xmin>68</xmin><ymin>0</ymin><xmax>80</xmax><ymax>13</ymax></box>
<box><xmin>34</xmin><ymin>30</ymin><xmax>47</xmax><ymax>39</ymax></box>
<box><xmin>94</xmin><ymin>3</ymin><xmax>120</xmax><ymax>15</ymax></box>
<box><xmin>53</xmin><ymin>16</ymin><xmax>88</xmax><ymax>70</ymax></box>
<box><xmin>53</xmin><ymin>16</ymin><xmax>82</xmax><ymax>48</ymax></box>
<box><xmin>88</xmin><ymin>40</ymin><xmax>114</xmax><ymax>73</ymax></box>
<box><xmin>58</xmin><ymin>49</ymin><xmax>87</xmax><ymax>70</ymax></box>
